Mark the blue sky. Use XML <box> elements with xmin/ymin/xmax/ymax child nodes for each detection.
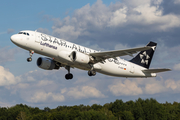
<box><xmin>1</xmin><ymin>0</ymin><xmax>180</xmax><ymax>109</ymax></box>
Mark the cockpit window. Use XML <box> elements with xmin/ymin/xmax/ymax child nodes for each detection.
<box><xmin>18</xmin><ymin>32</ymin><xmax>23</xmax><ymax>34</ymax></box>
<box><xmin>18</xmin><ymin>32</ymin><xmax>30</xmax><ymax>36</ymax></box>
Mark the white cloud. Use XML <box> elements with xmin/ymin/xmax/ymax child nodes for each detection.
<box><xmin>174</xmin><ymin>0</ymin><xmax>180</xmax><ymax>4</ymax></box>
<box><xmin>108</xmin><ymin>7</ymin><xmax>127</xmax><ymax>27</ymax></box>
<box><xmin>165</xmin><ymin>79</ymin><xmax>177</xmax><ymax>90</ymax></box>
<box><xmin>36</xmin><ymin>80</ymin><xmax>54</xmax><ymax>86</ymax></box>
<box><xmin>9</xmin><ymin>77</ymin><xmax>64</xmax><ymax>103</ymax></box>
<box><xmin>108</xmin><ymin>79</ymin><xmax>143</xmax><ymax>96</ymax></box>
<box><xmin>7</xmin><ymin>83</ymin><xmax>30</xmax><ymax>94</ymax></box>
<box><xmin>144</xmin><ymin>80</ymin><xmax>166</xmax><ymax>94</ymax></box>
<box><xmin>0</xmin><ymin>61</ymin><xmax>178</xmax><ymax>107</ymax></box>
<box><xmin>51</xmin><ymin>0</ymin><xmax>180</xmax><ymax>42</ymax></box>
<box><xmin>67</xmin><ymin>86</ymin><xmax>106</xmax><ymax>99</ymax></box>
<box><xmin>128</xmin><ymin>3</ymin><xmax>180</xmax><ymax>32</ymax></box>
<box><xmin>108</xmin><ymin>78</ymin><xmax>180</xmax><ymax>96</ymax></box>
<box><xmin>17</xmin><ymin>83</ymin><xmax>29</xmax><ymax>89</ymax></box>
<box><xmin>52</xmin><ymin>25</ymin><xmax>81</xmax><ymax>40</ymax></box>
<box><xmin>0</xmin><ymin>66</ymin><xmax>17</xmax><ymax>86</ymax></box>
<box><xmin>27</xmin><ymin>91</ymin><xmax>65</xmax><ymax>103</ymax></box>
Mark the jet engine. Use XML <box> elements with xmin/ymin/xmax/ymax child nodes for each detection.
<box><xmin>70</xmin><ymin>51</ymin><xmax>90</xmax><ymax>64</ymax></box>
<box><xmin>37</xmin><ymin>57</ymin><xmax>60</xmax><ymax>70</ymax></box>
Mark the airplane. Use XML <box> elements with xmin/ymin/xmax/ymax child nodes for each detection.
<box><xmin>10</xmin><ymin>30</ymin><xmax>171</xmax><ymax>80</ymax></box>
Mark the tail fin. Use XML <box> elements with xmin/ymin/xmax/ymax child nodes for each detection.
<box><xmin>130</xmin><ymin>41</ymin><xmax>157</xmax><ymax>69</ymax></box>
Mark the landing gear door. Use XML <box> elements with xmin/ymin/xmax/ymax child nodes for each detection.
<box><xmin>35</xmin><ymin>30</ymin><xmax>40</xmax><ymax>43</ymax></box>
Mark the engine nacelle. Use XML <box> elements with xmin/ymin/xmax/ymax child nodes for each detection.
<box><xmin>70</xmin><ymin>51</ymin><xmax>90</xmax><ymax>64</ymax></box>
<box><xmin>37</xmin><ymin>57</ymin><xmax>60</xmax><ymax>70</ymax></box>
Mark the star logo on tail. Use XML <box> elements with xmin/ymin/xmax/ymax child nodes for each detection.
<box><xmin>139</xmin><ymin>51</ymin><xmax>150</xmax><ymax>65</ymax></box>
<box><xmin>151</xmin><ymin>46</ymin><xmax>156</xmax><ymax>51</ymax></box>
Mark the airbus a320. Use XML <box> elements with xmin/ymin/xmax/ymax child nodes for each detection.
<box><xmin>10</xmin><ymin>30</ymin><xmax>171</xmax><ymax>80</ymax></box>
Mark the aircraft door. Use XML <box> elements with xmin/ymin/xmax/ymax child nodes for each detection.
<box><xmin>25</xmin><ymin>33</ymin><xmax>30</xmax><ymax>46</ymax></box>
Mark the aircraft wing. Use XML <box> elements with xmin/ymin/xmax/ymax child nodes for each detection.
<box><xmin>89</xmin><ymin>46</ymin><xmax>152</xmax><ymax>62</ymax></box>
<box><xmin>142</xmin><ymin>68</ymin><xmax>171</xmax><ymax>73</ymax></box>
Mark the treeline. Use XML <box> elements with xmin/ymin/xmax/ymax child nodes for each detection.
<box><xmin>1</xmin><ymin>98</ymin><xmax>180</xmax><ymax>120</ymax></box>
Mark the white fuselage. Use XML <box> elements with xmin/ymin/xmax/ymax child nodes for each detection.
<box><xmin>11</xmin><ymin>30</ymin><xmax>156</xmax><ymax>78</ymax></box>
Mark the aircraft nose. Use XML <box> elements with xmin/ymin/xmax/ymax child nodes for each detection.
<box><xmin>10</xmin><ymin>34</ymin><xmax>19</xmax><ymax>43</ymax></box>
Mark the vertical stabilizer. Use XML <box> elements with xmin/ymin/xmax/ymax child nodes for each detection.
<box><xmin>130</xmin><ymin>41</ymin><xmax>157</xmax><ymax>69</ymax></box>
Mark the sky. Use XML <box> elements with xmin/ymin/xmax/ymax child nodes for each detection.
<box><xmin>1</xmin><ymin>0</ymin><xmax>180</xmax><ymax>109</ymax></box>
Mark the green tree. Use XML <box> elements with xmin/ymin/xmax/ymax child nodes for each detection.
<box><xmin>110</xmin><ymin>99</ymin><xmax>125</xmax><ymax>117</ymax></box>
<box><xmin>29</xmin><ymin>113</ymin><xmax>48</xmax><ymax>120</ymax></box>
<box><xmin>121</xmin><ymin>111</ymin><xmax>134</xmax><ymax>120</ymax></box>
<box><xmin>100</xmin><ymin>108</ymin><xmax>117</xmax><ymax>120</ymax></box>
<box><xmin>91</xmin><ymin>104</ymin><xmax>102</xmax><ymax>111</ymax></box>
<box><xmin>44</xmin><ymin>107</ymin><xmax>51</xmax><ymax>112</ymax></box>
<box><xmin>16</xmin><ymin>111</ymin><xmax>26</xmax><ymax>120</ymax></box>
<box><xmin>133</xmin><ymin>99</ymin><xmax>144</xmax><ymax>120</ymax></box>
<box><xmin>78</xmin><ymin>110</ymin><xmax>107</xmax><ymax>120</ymax></box>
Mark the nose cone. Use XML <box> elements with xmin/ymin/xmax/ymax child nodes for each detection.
<box><xmin>10</xmin><ymin>34</ymin><xmax>19</xmax><ymax>44</ymax></box>
<box><xmin>10</xmin><ymin>35</ymin><xmax>17</xmax><ymax>42</ymax></box>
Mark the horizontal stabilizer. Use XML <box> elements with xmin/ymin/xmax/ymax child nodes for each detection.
<box><xmin>142</xmin><ymin>68</ymin><xmax>171</xmax><ymax>73</ymax></box>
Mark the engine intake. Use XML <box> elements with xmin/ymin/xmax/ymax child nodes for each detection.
<box><xmin>37</xmin><ymin>57</ymin><xmax>60</xmax><ymax>70</ymax></box>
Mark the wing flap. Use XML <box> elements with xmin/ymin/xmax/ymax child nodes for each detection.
<box><xmin>142</xmin><ymin>68</ymin><xmax>171</xmax><ymax>73</ymax></box>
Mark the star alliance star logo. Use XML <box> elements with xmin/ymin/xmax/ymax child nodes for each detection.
<box><xmin>139</xmin><ymin>51</ymin><xmax>150</xmax><ymax>65</ymax></box>
<box><xmin>151</xmin><ymin>46</ymin><xmax>156</xmax><ymax>51</ymax></box>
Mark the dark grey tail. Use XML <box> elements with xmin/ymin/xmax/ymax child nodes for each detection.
<box><xmin>130</xmin><ymin>41</ymin><xmax>157</xmax><ymax>69</ymax></box>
